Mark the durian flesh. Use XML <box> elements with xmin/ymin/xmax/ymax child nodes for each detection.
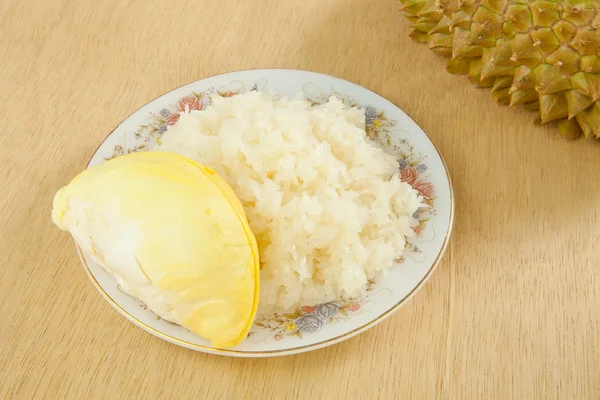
<box><xmin>400</xmin><ymin>0</ymin><xmax>600</xmax><ymax>139</ymax></box>
<box><xmin>52</xmin><ymin>151</ymin><xmax>260</xmax><ymax>348</ymax></box>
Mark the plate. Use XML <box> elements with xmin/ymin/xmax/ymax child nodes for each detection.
<box><xmin>77</xmin><ymin>69</ymin><xmax>454</xmax><ymax>357</ymax></box>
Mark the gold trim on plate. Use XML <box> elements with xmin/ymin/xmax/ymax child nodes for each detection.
<box><xmin>75</xmin><ymin>69</ymin><xmax>455</xmax><ymax>357</ymax></box>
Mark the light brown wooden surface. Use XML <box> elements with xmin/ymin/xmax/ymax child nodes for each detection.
<box><xmin>1</xmin><ymin>0</ymin><xmax>599</xmax><ymax>399</ymax></box>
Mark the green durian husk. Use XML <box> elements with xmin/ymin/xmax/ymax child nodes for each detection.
<box><xmin>510</xmin><ymin>88</ymin><xmax>539</xmax><ymax>106</ymax></box>
<box><xmin>468</xmin><ymin>58</ymin><xmax>495</xmax><ymax>87</ymax></box>
<box><xmin>492</xmin><ymin>76</ymin><xmax>514</xmax><ymax>104</ymax></box>
<box><xmin>559</xmin><ymin>118</ymin><xmax>582</xmax><ymax>139</ymax></box>
<box><xmin>552</xmin><ymin>20</ymin><xmax>577</xmax><ymax>43</ymax></box>
<box><xmin>430</xmin><ymin>15</ymin><xmax>453</xmax><ymax>34</ymax></box>
<box><xmin>509</xmin><ymin>65</ymin><xmax>535</xmax><ymax>92</ymax></box>
<box><xmin>545</xmin><ymin>47</ymin><xmax>581</xmax><ymax>76</ymax></box>
<box><xmin>539</xmin><ymin>93</ymin><xmax>569</xmax><ymax>123</ymax></box>
<box><xmin>571</xmin><ymin>72</ymin><xmax>600</xmax><ymax>100</ymax></box>
<box><xmin>429</xmin><ymin>33</ymin><xmax>454</xmax><ymax>55</ymax></box>
<box><xmin>534</xmin><ymin>64</ymin><xmax>572</xmax><ymax>95</ymax></box>
<box><xmin>410</xmin><ymin>30</ymin><xmax>430</xmax><ymax>43</ymax></box>
<box><xmin>401</xmin><ymin>0</ymin><xmax>427</xmax><ymax>15</ymax></box>
<box><xmin>530</xmin><ymin>1</ymin><xmax>559</xmax><ymax>27</ymax></box>
<box><xmin>504</xmin><ymin>5</ymin><xmax>532</xmax><ymax>32</ymax></box>
<box><xmin>564</xmin><ymin>90</ymin><xmax>594</xmax><ymax>119</ymax></box>
<box><xmin>580</xmin><ymin>56</ymin><xmax>600</xmax><ymax>73</ymax></box>
<box><xmin>412</xmin><ymin>17</ymin><xmax>438</xmax><ymax>33</ymax></box>
<box><xmin>530</xmin><ymin>28</ymin><xmax>560</xmax><ymax>54</ymax></box>
<box><xmin>481</xmin><ymin>47</ymin><xmax>516</xmax><ymax>79</ymax></box>
<box><xmin>453</xmin><ymin>28</ymin><xmax>484</xmax><ymax>59</ymax></box>
<box><xmin>575</xmin><ymin>102</ymin><xmax>600</xmax><ymax>138</ymax></box>
<box><xmin>447</xmin><ymin>57</ymin><xmax>472</xmax><ymax>74</ymax></box>
<box><xmin>399</xmin><ymin>0</ymin><xmax>600</xmax><ymax>140</ymax></box>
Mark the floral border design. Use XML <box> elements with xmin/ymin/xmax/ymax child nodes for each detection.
<box><xmin>103</xmin><ymin>79</ymin><xmax>437</xmax><ymax>341</ymax></box>
<box><xmin>105</xmin><ymin>81</ymin><xmax>264</xmax><ymax>161</ymax></box>
<box><xmin>254</xmin><ymin>280</ymin><xmax>374</xmax><ymax>340</ymax></box>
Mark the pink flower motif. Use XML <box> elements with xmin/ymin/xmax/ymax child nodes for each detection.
<box><xmin>301</xmin><ymin>305</ymin><xmax>316</xmax><ymax>314</ymax></box>
<box><xmin>400</xmin><ymin>166</ymin><xmax>419</xmax><ymax>185</ymax></box>
<box><xmin>274</xmin><ymin>333</ymin><xmax>284</xmax><ymax>341</ymax></box>
<box><xmin>348</xmin><ymin>303</ymin><xmax>360</xmax><ymax>312</ymax></box>
<box><xmin>165</xmin><ymin>113</ymin><xmax>180</xmax><ymax>126</ymax></box>
<box><xmin>413</xmin><ymin>180</ymin><xmax>435</xmax><ymax>199</ymax></box>
<box><xmin>413</xmin><ymin>225</ymin><xmax>423</xmax><ymax>235</ymax></box>
<box><xmin>177</xmin><ymin>95</ymin><xmax>202</xmax><ymax>112</ymax></box>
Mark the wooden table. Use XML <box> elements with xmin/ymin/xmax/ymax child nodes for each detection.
<box><xmin>1</xmin><ymin>0</ymin><xmax>599</xmax><ymax>398</ymax></box>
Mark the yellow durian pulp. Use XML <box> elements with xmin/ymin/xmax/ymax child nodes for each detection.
<box><xmin>52</xmin><ymin>151</ymin><xmax>260</xmax><ymax>348</ymax></box>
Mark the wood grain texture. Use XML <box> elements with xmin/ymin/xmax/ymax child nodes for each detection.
<box><xmin>1</xmin><ymin>0</ymin><xmax>598</xmax><ymax>399</ymax></box>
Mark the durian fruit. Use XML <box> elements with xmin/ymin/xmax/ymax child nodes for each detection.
<box><xmin>400</xmin><ymin>0</ymin><xmax>600</xmax><ymax>139</ymax></box>
<box><xmin>52</xmin><ymin>151</ymin><xmax>260</xmax><ymax>348</ymax></box>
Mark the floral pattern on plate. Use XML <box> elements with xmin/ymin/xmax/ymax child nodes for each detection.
<box><xmin>105</xmin><ymin>81</ymin><xmax>266</xmax><ymax>161</ymax></box>
<box><xmin>253</xmin><ymin>280</ymin><xmax>375</xmax><ymax>339</ymax></box>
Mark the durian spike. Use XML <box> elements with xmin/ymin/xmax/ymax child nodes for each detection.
<box><xmin>530</xmin><ymin>27</ymin><xmax>560</xmax><ymax>54</ymax></box>
<box><xmin>472</xmin><ymin>5</ymin><xmax>504</xmax><ymax>25</ymax></box>
<box><xmin>534</xmin><ymin>64</ymin><xmax>572</xmax><ymax>95</ymax></box>
<box><xmin>529</xmin><ymin>0</ymin><xmax>559</xmax><ymax>28</ymax></box>
<box><xmin>481</xmin><ymin>47</ymin><xmax>517</xmax><ymax>80</ymax></box>
<box><xmin>558</xmin><ymin>118</ymin><xmax>583</xmax><ymax>140</ymax></box>
<box><xmin>446</xmin><ymin>57</ymin><xmax>472</xmax><ymax>74</ymax></box>
<box><xmin>492</xmin><ymin>87</ymin><xmax>511</xmax><ymax>104</ymax></box>
<box><xmin>509</xmin><ymin>65</ymin><xmax>535</xmax><ymax>93</ymax></box>
<box><xmin>580</xmin><ymin>55</ymin><xmax>600</xmax><ymax>73</ymax></box>
<box><xmin>545</xmin><ymin>47</ymin><xmax>581</xmax><ymax>76</ymax></box>
<box><xmin>483</xmin><ymin>0</ymin><xmax>507</xmax><ymax>14</ymax></box>
<box><xmin>413</xmin><ymin>17</ymin><xmax>439</xmax><ymax>33</ymax></box>
<box><xmin>575</xmin><ymin>102</ymin><xmax>600</xmax><ymax>139</ymax></box>
<box><xmin>451</xmin><ymin>10</ymin><xmax>473</xmax><ymax>30</ymax></box>
<box><xmin>471</xmin><ymin>19</ymin><xmax>504</xmax><ymax>41</ymax></box>
<box><xmin>401</xmin><ymin>0</ymin><xmax>427</xmax><ymax>15</ymax></box>
<box><xmin>493</xmin><ymin>76</ymin><xmax>514</xmax><ymax>92</ymax></box>
<box><xmin>539</xmin><ymin>93</ymin><xmax>569</xmax><ymax>123</ymax></box>
<box><xmin>569</xmin><ymin>27</ymin><xmax>599</xmax><ymax>55</ymax></box>
<box><xmin>417</xmin><ymin>0</ymin><xmax>447</xmax><ymax>19</ymax></box>
<box><xmin>552</xmin><ymin>20</ymin><xmax>577</xmax><ymax>43</ymax></box>
<box><xmin>410</xmin><ymin>30</ymin><xmax>430</xmax><ymax>43</ymax></box>
<box><xmin>504</xmin><ymin>4</ymin><xmax>533</xmax><ymax>32</ymax></box>
<box><xmin>562</xmin><ymin>1</ymin><xmax>597</xmax><ymax>27</ymax></box>
<box><xmin>487</xmin><ymin>39</ymin><xmax>516</xmax><ymax>67</ymax></box>
<box><xmin>491</xmin><ymin>76</ymin><xmax>515</xmax><ymax>105</ymax></box>
<box><xmin>510</xmin><ymin>33</ymin><xmax>543</xmax><ymax>68</ymax></box>
<box><xmin>467</xmin><ymin>27</ymin><xmax>497</xmax><ymax>47</ymax></box>
<box><xmin>564</xmin><ymin>90</ymin><xmax>594</xmax><ymax>119</ymax></box>
<box><xmin>430</xmin><ymin>15</ymin><xmax>453</xmax><ymax>34</ymax></box>
<box><xmin>570</xmin><ymin>72</ymin><xmax>600</xmax><ymax>101</ymax></box>
<box><xmin>441</xmin><ymin>0</ymin><xmax>463</xmax><ymax>15</ymax></box>
<box><xmin>458</xmin><ymin>0</ymin><xmax>481</xmax><ymax>15</ymax></box>
<box><xmin>429</xmin><ymin>33</ymin><xmax>454</xmax><ymax>55</ymax></box>
<box><xmin>468</xmin><ymin>58</ymin><xmax>495</xmax><ymax>87</ymax></box>
<box><xmin>453</xmin><ymin>27</ymin><xmax>484</xmax><ymax>59</ymax></box>
<box><xmin>510</xmin><ymin>89</ymin><xmax>539</xmax><ymax>106</ymax></box>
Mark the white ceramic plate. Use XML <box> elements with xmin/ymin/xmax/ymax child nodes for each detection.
<box><xmin>77</xmin><ymin>69</ymin><xmax>454</xmax><ymax>357</ymax></box>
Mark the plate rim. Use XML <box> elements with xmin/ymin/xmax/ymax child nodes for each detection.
<box><xmin>76</xmin><ymin>68</ymin><xmax>455</xmax><ymax>357</ymax></box>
